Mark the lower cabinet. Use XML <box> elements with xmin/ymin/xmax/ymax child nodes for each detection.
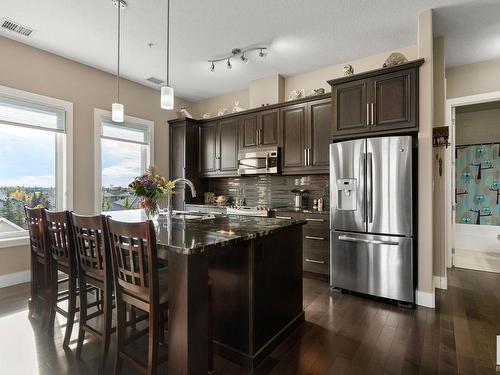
<box><xmin>272</xmin><ymin>211</ymin><xmax>330</xmax><ymax>279</ymax></box>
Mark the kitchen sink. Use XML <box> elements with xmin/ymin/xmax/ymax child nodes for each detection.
<box><xmin>170</xmin><ymin>211</ymin><xmax>216</xmax><ymax>221</ymax></box>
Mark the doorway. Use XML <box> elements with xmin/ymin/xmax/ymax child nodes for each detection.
<box><xmin>445</xmin><ymin>92</ymin><xmax>500</xmax><ymax>274</ymax></box>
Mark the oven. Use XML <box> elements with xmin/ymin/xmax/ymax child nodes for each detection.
<box><xmin>238</xmin><ymin>147</ymin><xmax>279</xmax><ymax>175</ymax></box>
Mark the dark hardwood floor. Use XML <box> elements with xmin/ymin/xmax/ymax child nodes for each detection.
<box><xmin>0</xmin><ymin>268</ymin><xmax>499</xmax><ymax>374</ymax></box>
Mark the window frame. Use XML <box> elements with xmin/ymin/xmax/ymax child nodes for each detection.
<box><xmin>94</xmin><ymin>108</ymin><xmax>154</xmax><ymax>214</ymax></box>
<box><xmin>0</xmin><ymin>85</ymin><xmax>73</xmax><ymax>248</ymax></box>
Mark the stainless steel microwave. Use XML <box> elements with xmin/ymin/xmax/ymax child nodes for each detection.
<box><xmin>238</xmin><ymin>147</ymin><xmax>280</xmax><ymax>175</ymax></box>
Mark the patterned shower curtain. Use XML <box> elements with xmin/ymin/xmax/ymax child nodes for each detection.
<box><xmin>455</xmin><ymin>143</ymin><xmax>500</xmax><ymax>225</ymax></box>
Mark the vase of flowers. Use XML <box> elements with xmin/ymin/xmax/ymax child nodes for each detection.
<box><xmin>128</xmin><ymin>166</ymin><xmax>175</xmax><ymax>220</ymax></box>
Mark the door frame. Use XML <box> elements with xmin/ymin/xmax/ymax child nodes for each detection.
<box><xmin>444</xmin><ymin>90</ymin><xmax>500</xmax><ymax>277</ymax></box>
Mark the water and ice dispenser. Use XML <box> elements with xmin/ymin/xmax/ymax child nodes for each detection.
<box><xmin>337</xmin><ymin>179</ymin><xmax>357</xmax><ymax>210</ymax></box>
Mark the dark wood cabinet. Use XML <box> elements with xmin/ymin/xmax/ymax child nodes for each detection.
<box><xmin>168</xmin><ymin>118</ymin><xmax>207</xmax><ymax>210</ymax></box>
<box><xmin>280</xmin><ymin>98</ymin><xmax>330</xmax><ymax>175</ymax></box>
<box><xmin>271</xmin><ymin>211</ymin><xmax>330</xmax><ymax>279</ymax></box>
<box><xmin>218</xmin><ymin>118</ymin><xmax>239</xmax><ymax>174</ymax></box>
<box><xmin>329</xmin><ymin>59</ymin><xmax>424</xmax><ymax>140</ymax></box>
<box><xmin>281</xmin><ymin>104</ymin><xmax>307</xmax><ymax>173</ymax></box>
<box><xmin>200</xmin><ymin>119</ymin><xmax>239</xmax><ymax>177</ymax></box>
<box><xmin>307</xmin><ymin>99</ymin><xmax>331</xmax><ymax>171</ymax></box>
<box><xmin>239</xmin><ymin>109</ymin><xmax>279</xmax><ymax>150</ymax></box>
<box><xmin>239</xmin><ymin>114</ymin><xmax>258</xmax><ymax>149</ymax></box>
<box><xmin>370</xmin><ymin>68</ymin><xmax>416</xmax><ymax>132</ymax></box>
<box><xmin>199</xmin><ymin>122</ymin><xmax>217</xmax><ymax>176</ymax></box>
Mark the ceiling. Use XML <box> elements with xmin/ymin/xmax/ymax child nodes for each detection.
<box><xmin>0</xmin><ymin>0</ymin><xmax>485</xmax><ymax>102</ymax></box>
<box><xmin>434</xmin><ymin>0</ymin><xmax>500</xmax><ymax>68</ymax></box>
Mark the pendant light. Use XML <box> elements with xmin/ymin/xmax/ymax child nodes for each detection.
<box><xmin>160</xmin><ymin>0</ymin><xmax>174</xmax><ymax>110</ymax></box>
<box><xmin>112</xmin><ymin>0</ymin><xmax>124</xmax><ymax>122</ymax></box>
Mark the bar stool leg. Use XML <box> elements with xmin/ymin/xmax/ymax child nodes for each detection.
<box><xmin>76</xmin><ymin>278</ymin><xmax>87</xmax><ymax>358</ymax></box>
<box><xmin>147</xmin><ymin>310</ymin><xmax>159</xmax><ymax>375</ymax></box>
<box><xmin>100</xmin><ymin>283</ymin><xmax>113</xmax><ymax>374</ymax></box>
<box><xmin>47</xmin><ymin>268</ymin><xmax>57</xmax><ymax>335</ymax></box>
<box><xmin>208</xmin><ymin>281</ymin><xmax>214</xmax><ymax>374</ymax></box>
<box><xmin>63</xmin><ymin>275</ymin><xmax>77</xmax><ymax>348</ymax></box>
<box><xmin>114</xmin><ymin>297</ymin><xmax>126</xmax><ymax>375</ymax></box>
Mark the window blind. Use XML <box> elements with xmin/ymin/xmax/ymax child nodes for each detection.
<box><xmin>101</xmin><ymin>119</ymin><xmax>150</xmax><ymax>145</ymax></box>
<box><xmin>0</xmin><ymin>95</ymin><xmax>66</xmax><ymax>131</ymax></box>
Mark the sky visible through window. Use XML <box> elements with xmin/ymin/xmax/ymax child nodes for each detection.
<box><xmin>0</xmin><ymin>125</ymin><xmax>55</xmax><ymax>187</ymax></box>
<box><xmin>101</xmin><ymin>138</ymin><xmax>144</xmax><ymax>188</ymax></box>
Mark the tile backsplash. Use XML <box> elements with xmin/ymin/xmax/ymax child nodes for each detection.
<box><xmin>208</xmin><ymin>174</ymin><xmax>329</xmax><ymax>207</ymax></box>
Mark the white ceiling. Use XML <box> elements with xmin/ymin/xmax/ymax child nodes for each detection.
<box><xmin>434</xmin><ymin>0</ymin><xmax>500</xmax><ymax>68</ymax></box>
<box><xmin>0</xmin><ymin>0</ymin><xmax>482</xmax><ymax>102</ymax></box>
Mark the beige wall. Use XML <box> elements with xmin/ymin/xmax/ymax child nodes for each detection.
<box><xmin>0</xmin><ymin>35</ymin><xmax>191</xmax><ymax>278</ymax></box>
<box><xmin>432</xmin><ymin>36</ymin><xmax>446</xmax><ymax>279</ymax></box>
<box><xmin>193</xmin><ymin>45</ymin><xmax>418</xmax><ymax>117</ymax></box>
<box><xmin>447</xmin><ymin>57</ymin><xmax>500</xmax><ymax>99</ymax></box>
<box><xmin>249</xmin><ymin>74</ymin><xmax>285</xmax><ymax>108</ymax></box>
<box><xmin>417</xmin><ymin>9</ymin><xmax>434</xmax><ymax>303</ymax></box>
<box><xmin>456</xmin><ymin>107</ymin><xmax>500</xmax><ymax>145</ymax></box>
<box><xmin>284</xmin><ymin>45</ymin><xmax>418</xmax><ymax>95</ymax></box>
<box><xmin>192</xmin><ymin>89</ymin><xmax>249</xmax><ymax>119</ymax></box>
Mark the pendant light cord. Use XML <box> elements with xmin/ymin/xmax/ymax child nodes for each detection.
<box><xmin>166</xmin><ymin>0</ymin><xmax>170</xmax><ymax>87</ymax></box>
<box><xmin>117</xmin><ymin>0</ymin><xmax>121</xmax><ymax>102</ymax></box>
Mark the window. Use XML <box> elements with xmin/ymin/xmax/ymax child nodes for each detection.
<box><xmin>94</xmin><ymin>109</ymin><xmax>153</xmax><ymax>213</ymax></box>
<box><xmin>0</xmin><ymin>86</ymin><xmax>72</xmax><ymax>245</ymax></box>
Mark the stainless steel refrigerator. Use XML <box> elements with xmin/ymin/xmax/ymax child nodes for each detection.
<box><xmin>329</xmin><ymin>135</ymin><xmax>415</xmax><ymax>304</ymax></box>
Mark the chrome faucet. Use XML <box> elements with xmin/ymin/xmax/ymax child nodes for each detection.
<box><xmin>172</xmin><ymin>178</ymin><xmax>197</xmax><ymax>198</ymax></box>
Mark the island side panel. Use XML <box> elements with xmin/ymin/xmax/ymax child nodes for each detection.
<box><xmin>167</xmin><ymin>252</ymin><xmax>209</xmax><ymax>375</ymax></box>
<box><xmin>253</xmin><ymin>225</ymin><xmax>304</xmax><ymax>355</ymax></box>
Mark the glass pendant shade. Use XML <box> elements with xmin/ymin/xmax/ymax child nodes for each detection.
<box><xmin>112</xmin><ymin>102</ymin><xmax>124</xmax><ymax>122</ymax></box>
<box><xmin>161</xmin><ymin>85</ymin><xmax>174</xmax><ymax>110</ymax></box>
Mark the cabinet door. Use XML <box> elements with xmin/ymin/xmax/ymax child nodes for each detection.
<box><xmin>169</xmin><ymin>123</ymin><xmax>185</xmax><ymax>180</ymax></box>
<box><xmin>259</xmin><ymin>109</ymin><xmax>279</xmax><ymax>147</ymax></box>
<box><xmin>370</xmin><ymin>68</ymin><xmax>416</xmax><ymax>132</ymax></box>
<box><xmin>332</xmin><ymin>80</ymin><xmax>368</xmax><ymax>137</ymax></box>
<box><xmin>307</xmin><ymin>99</ymin><xmax>331</xmax><ymax>172</ymax></box>
<box><xmin>218</xmin><ymin>118</ymin><xmax>239</xmax><ymax>174</ymax></box>
<box><xmin>281</xmin><ymin>104</ymin><xmax>307</xmax><ymax>173</ymax></box>
<box><xmin>199</xmin><ymin>122</ymin><xmax>217</xmax><ymax>176</ymax></box>
<box><xmin>239</xmin><ymin>114</ymin><xmax>258</xmax><ymax>149</ymax></box>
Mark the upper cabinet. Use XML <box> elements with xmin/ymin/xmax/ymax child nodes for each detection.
<box><xmin>199</xmin><ymin>118</ymin><xmax>239</xmax><ymax>177</ymax></box>
<box><xmin>168</xmin><ymin>118</ymin><xmax>207</xmax><ymax>209</ymax></box>
<box><xmin>280</xmin><ymin>97</ymin><xmax>331</xmax><ymax>175</ymax></box>
<box><xmin>239</xmin><ymin>109</ymin><xmax>279</xmax><ymax>150</ymax></box>
<box><xmin>329</xmin><ymin>59</ymin><xmax>424</xmax><ymax>139</ymax></box>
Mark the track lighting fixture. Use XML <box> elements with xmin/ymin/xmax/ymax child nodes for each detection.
<box><xmin>208</xmin><ymin>46</ymin><xmax>267</xmax><ymax>72</ymax></box>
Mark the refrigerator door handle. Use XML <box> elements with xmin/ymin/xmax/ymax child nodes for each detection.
<box><xmin>367</xmin><ymin>152</ymin><xmax>373</xmax><ymax>223</ymax></box>
<box><xmin>338</xmin><ymin>235</ymin><xmax>399</xmax><ymax>246</ymax></box>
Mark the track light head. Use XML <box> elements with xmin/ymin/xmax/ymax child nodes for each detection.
<box><xmin>240</xmin><ymin>54</ymin><xmax>249</xmax><ymax>64</ymax></box>
<box><xmin>259</xmin><ymin>48</ymin><xmax>267</xmax><ymax>58</ymax></box>
<box><xmin>210</xmin><ymin>62</ymin><xmax>215</xmax><ymax>72</ymax></box>
<box><xmin>226</xmin><ymin>59</ymin><xmax>232</xmax><ymax>69</ymax></box>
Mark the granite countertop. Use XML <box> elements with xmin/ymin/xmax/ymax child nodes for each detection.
<box><xmin>271</xmin><ymin>206</ymin><xmax>329</xmax><ymax>215</ymax></box>
<box><xmin>106</xmin><ymin>209</ymin><xmax>305</xmax><ymax>255</ymax></box>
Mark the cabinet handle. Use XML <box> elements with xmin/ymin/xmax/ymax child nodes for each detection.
<box><xmin>209</xmin><ymin>211</ymin><xmax>223</xmax><ymax>215</ymax></box>
<box><xmin>305</xmin><ymin>235</ymin><xmax>325</xmax><ymax>241</ymax></box>
<box><xmin>305</xmin><ymin>258</ymin><xmax>326</xmax><ymax>265</ymax></box>
<box><xmin>366</xmin><ymin>103</ymin><xmax>370</xmax><ymax>126</ymax></box>
<box><xmin>304</xmin><ymin>149</ymin><xmax>307</xmax><ymax>166</ymax></box>
<box><xmin>371</xmin><ymin>103</ymin><xmax>375</xmax><ymax>126</ymax></box>
<box><xmin>307</xmin><ymin>148</ymin><xmax>311</xmax><ymax>166</ymax></box>
<box><xmin>276</xmin><ymin>216</ymin><xmax>292</xmax><ymax>220</ymax></box>
<box><xmin>305</xmin><ymin>218</ymin><xmax>325</xmax><ymax>222</ymax></box>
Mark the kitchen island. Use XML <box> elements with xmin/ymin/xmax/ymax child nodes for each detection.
<box><xmin>107</xmin><ymin>210</ymin><xmax>305</xmax><ymax>374</ymax></box>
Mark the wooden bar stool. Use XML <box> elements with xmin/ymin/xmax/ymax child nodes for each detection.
<box><xmin>24</xmin><ymin>207</ymin><xmax>51</xmax><ymax>323</ymax></box>
<box><xmin>71</xmin><ymin>213</ymin><xmax>114</xmax><ymax>373</ymax></box>
<box><xmin>45</xmin><ymin>210</ymin><xmax>79</xmax><ymax>348</ymax></box>
<box><xmin>106</xmin><ymin>218</ymin><xmax>168</xmax><ymax>375</ymax></box>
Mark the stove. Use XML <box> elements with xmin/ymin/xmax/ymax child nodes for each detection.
<box><xmin>226</xmin><ymin>205</ymin><xmax>270</xmax><ymax>217</ymax></box>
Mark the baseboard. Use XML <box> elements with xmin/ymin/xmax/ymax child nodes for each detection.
<box><xmin>416</xmin><ymin>288</ymin><xmax>435</xmax><ymax>308</ymax></box>
<box><xmin>433</xmin><ymin>275</ymin><xmax>448</xmax><ymax>290</ymax></box>
<box><xmin>0</xmin><ymin>270</ymin><xmax>30</xmax><ymax>288</ymax></box>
